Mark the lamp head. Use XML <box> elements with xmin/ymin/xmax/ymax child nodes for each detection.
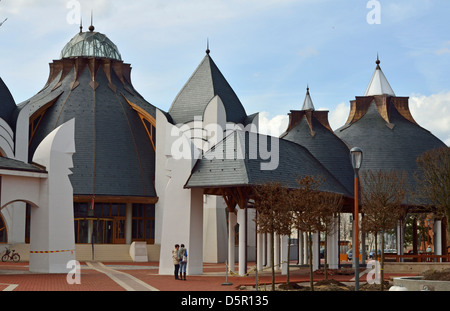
<box><xmin>350</xmin><ymin>147</ymin><xmax>363</xmax><ymax>171</ymax></box>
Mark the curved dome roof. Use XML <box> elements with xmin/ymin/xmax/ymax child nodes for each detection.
<box><xmin>60</xmin><ymin>28</ymin><xmax>122</xmax><ymax>61</ymax></box>
<box><xmin>0</xmin><ymin>77</ymin><xmax>18</xmax><ymax>128</ymax></box>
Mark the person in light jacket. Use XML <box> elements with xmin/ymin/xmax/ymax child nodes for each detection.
<box><xmin>172</xmin><ymin>244</ymin><xmax>180</xmax><ymax>279</ymax></box>
<box><xmin>178</xmin><ymin>244</ymin><xmax>187</xmax><ymax>280</ymax></box>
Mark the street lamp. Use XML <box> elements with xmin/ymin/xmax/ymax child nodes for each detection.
<box><xmin>350</xmin><ymin>147</ymin><xmax>363</xmax><ymax>291</ymax></box>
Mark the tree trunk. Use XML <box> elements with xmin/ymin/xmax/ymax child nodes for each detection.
<box><xmin>374</xmin><ymin>232</ymin><xmax>378</xmax><ymax>261</ymax></box>
<box><xmin>324</xmin><ymin>232</ymin><xmax>328</xmax><ymax>280</ymax></box>
<box><xmin>381</xmin><ymin>233</ymin><xmax>385</xmax><ymax>291</ymax></box>
<box><xmin>308</xmin><ymin>231</ymin><xmax>314</xmax><ymax>291</ymax></box>
<box><xmin>271</xmin><ymin>232</ymin><xmax>275</xmax><ymax>291</ymax></box>
<box><xmin>287</xmin><ymin>236</ymin><xmax>291</xmax><ymax>285</ymax></box>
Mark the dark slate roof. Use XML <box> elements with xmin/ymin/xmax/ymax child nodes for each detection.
<box><xmin>335</xmin><ymin>99</ymin><xmax>446</xmax><ymax>189</ymax></box>
<box><xmin>185</xmin><ymin>130</ymin><xmax>351</xmax><ymax>197</ymax></box>
<box><xmin>281</xmin><ymin>111</ymin><xmax>354</xmax><ymax>195</ymax></box>
<box><xmin>168</xmin><ymin>54</ymin><xmax>248</xmax><ymax>125</ymax></box>
<box><xmin>20</xmin><ymin>57</ymin><xmax>157</xmax><ymax>198</ymax></box>
<box><xmin>0</xmin><ymin>156</ymin><xmax>46</xmax><ymax>174</ymax></box>
<box><xmin>0</xmin><ymin>77</ymin><xmax>18</xmax><ymax>129</ymax></box>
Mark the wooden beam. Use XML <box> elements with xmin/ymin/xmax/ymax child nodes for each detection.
<box><xmin>74</xmin><ymin>195</ymin><xmax>158</xmax><ymax>204</ymax></box>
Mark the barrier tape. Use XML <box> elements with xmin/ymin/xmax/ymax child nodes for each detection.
<box><xmin>30</xmin><ymin>250</ymin><xmax>74</xmax><ymax>254</ymax></box>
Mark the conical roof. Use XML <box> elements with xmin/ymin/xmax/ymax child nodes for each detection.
<box><xmin>19</xmin><ymin>29</ymin><xmax>157</xmax><ymax>199</ymax></box>
<box><xmin>336</xmin><ymin>60</ymin><xmax>446</xmax><ymax>190</ymax></box>
<box><xmin>336</xmin><ymin>101</ymin><xmax>445</xmax><ymax>182</ymax></box>
<box><xmin>281</xmin><ymin>88</ymin><xmax>354</xmax><ymax>195</ymax></box>
<box><xmin>302</xmin><ymin>87</ymin><xmax>315</xmax><ymax>111</ymax></box>
<box><xmin>168</xmin><ymin>52</ymin><xmax>248</xmax><ymax>125</ymax></box>
<box><xmin>364</xmin><ymin>57</ymin><xmax>395</xmax><ymax>96</ymax></box>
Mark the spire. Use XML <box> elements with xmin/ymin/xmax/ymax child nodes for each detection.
<box><xmin>302</xmin><ymin>85</ymin><xmax>315</xmax><ymax>111</ymax></box>
<box><xmin>89</xmin><ymin>10</ymin><xmax>95</xmax><ymax>32</ymax></box>
<box><xmin>364</xmin><ymin>55</ymin><xmax>395</xmax><ymax>96</ymax></box>
<box><xmin>206</xmin><ymin>38</ymin><xmax>210</xmax><ymax>55</ymax></box>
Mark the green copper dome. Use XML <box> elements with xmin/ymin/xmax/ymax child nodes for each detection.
<box><xmin>60</xmin><ymin>27</ymin><xmax>122</xmax><ymax>61</ymax></box>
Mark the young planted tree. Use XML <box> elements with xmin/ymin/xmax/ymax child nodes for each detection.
<box><xmin>252</xmin><ymin>182</ymin><xmax>291</xmax><ymax>290</ymax></box>
<box><xmin>290</xmin><ymin>176</ymin><xmax>324</xmax><ymax>291</ymax></box>
<box><xmin>361</xmin><ymin>170</ymin><xmax>407</xmax><ymax>290</ymax></box>
<box><xmin>316</xmin><ymin>191</ymin><xmax>344</xmax><ymax>280</ymax></box>
<box><xmin>415</xmin><ymin>146</ymin><xmax>450</xmax><ymax>233</ymax></box>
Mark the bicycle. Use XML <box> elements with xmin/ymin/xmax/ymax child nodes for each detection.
<box><xmin>1</xmin><ymin>247</ymin><xmax>20</xmax><ymax>262</ymax></box>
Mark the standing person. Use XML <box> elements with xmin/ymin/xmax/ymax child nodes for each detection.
<box><xmin>178</xmin><ymin>244</ymin><xmax>188</xmax><ymax>280</ymax></box>
<box><xmin>172</xmin><ymin>244</ymin><xmax>180</xmax><ymax>280</ymax></box>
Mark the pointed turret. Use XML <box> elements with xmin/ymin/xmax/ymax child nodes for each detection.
<box><xmin>281</xmin><ymin>87</ymin><xmax>354</xmax><ymax>196</ymax></box>
<box><xmin>335</xmin><ymin>57</ymin><xmax>446</xmax><ymax>193</ymax></box>
<box><xmin>364</xmin><ymin>56</ymin><xmax>395</xmax><ymax>97</ymax></box>
<box><xmin>168</xmin><ymin>51</ymin><xmax>248</xmax><ymax>125</ymax></box>
<box><xmin>302</xmin><ymin>86</ymin><xmax>315</xmax><ymax>111</ymax></box>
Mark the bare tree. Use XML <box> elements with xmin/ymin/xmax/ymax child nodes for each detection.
<box><xmin>0</xmin><ymin>0</ymin><xmax>7</xmax><ymax>28</ymax></box>
<box><xmin>253</xmin><ymin>182</ymin><xmax>291</xmax><ymax>290</ymax></box>
<box><xmin>415</xmin><ymin>146</ymin><xmax>450</xmax><ymax>232</ymax></box>
<box><xmin>316</xmin><ymin>191</ymin><xmax>343</xmax><ymax>280</ymax></box>
<box><xmin>290</xmin><ymin>175</ymin><xmax>324</xmax><ymax>291</ymax></box>
<box><xmin>361</xmin><ymin>170</ymin><xmax>407</xmax><ymax>290</ymax></box>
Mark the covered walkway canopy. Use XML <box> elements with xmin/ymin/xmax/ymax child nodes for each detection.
<box><xmin>185</xmin><ymin>130</ymin><xmax>354</xmax><ymax>211</ymax></box>
<box><xmin>184</xmin><ymin>130</ymin><xmax>355</xmax><ymax>275</ymax></box>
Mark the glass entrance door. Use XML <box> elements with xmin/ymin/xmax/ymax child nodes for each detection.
<box><xmin>114</xmin><ymin>218</ymin><xmax>126</xmax><ymax>244</ymax></box>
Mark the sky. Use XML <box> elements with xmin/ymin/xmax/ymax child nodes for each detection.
<box><xmin>0</xmin><ymin>0</ymin><xmax>449</xmax><ymax>145</ymax></box>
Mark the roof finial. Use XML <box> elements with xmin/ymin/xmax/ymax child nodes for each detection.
<box><xmin>302</xmin><ymin>84</ymin><xmax>315</xmax><ymax>111</ymax></box>
<box><xmin>206</xmin><ymin>38</ymin><xmax>210</xmax><ymax>55</ymax></box>
<box><xmin>376</xmin><ymin>53</ymin><xmax>381</xmax><ymax>69</ymax></box>
<box><xmin>89</xmin><ymin>10</ymin><xmax>95</xmax><ymax>32</ymax></box>
<box><xmin>79</xmin><ymin>17</ymin><xmax>83</xmax><ymax>34</ymax></box>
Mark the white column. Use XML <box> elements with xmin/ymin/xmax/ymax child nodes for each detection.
<box><xmin>434</xmin><ymin>219</ymin><xmax>442</xmax><ymax>261</ymax></box>
<box><xmin>257</xmin><ymin>233</ymin><xmax>264</xmax><ymax>271</ymax></box>
<box><xmin>237</xmin><ymin>208</ymin><xmax>246</xmax><ymax>276</ymax></box>
<box><xmin>203</xmin><ymin>196</ymin><xmax>228</xmax><ymax>263</ymax></box>
<box><xmin>281</xmin><ymin>235</ymin><xmax>288</xmax><ymax>275</ymax></box>
<box><xmin>312</xmin><ymin>232</ymin><xmax>320</xmax><ymax>271</ymax></box>
<box><xmin>262</xmin><ymin>233</ymin><xmax>267</xmax><ymax>267</ymax></box>
<box><xmin>396</xmin><ymin>220</ymin><xmax>404</xmax><ymax>262</ymax></box>
<box><xmin>188</xmin><ymin>188</ymin><xmax>204</xmax><ymax>275</ymax></box>
<box><xmin>228</xmin><ymin>210</ymin><xmax>237</xmax><ymax>273</ymax></box>
<box><xmin>274</xmin><ymin>233</ymin><xmax>280</xmax><ymax>271</ymax></box>
<box><xmin>303</xmin><ymin>232</ymin><xmax>309</xmax><ymax>265</ymax></box>
<box><xmin>266</xmin><ymin>233</ymin><xmax>272</xmax><ymax>268</ymax></box>
<box><xmin>298</xmin><ymin>231</ymin><xmax>304</xmax><ymax>265</ymax></box>
<box><xmin>327</xmin><ymin>217</ymin><xmax>340</xmax><ymax>269</ymax></box>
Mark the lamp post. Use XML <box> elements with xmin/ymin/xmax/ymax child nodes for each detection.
<box><xmin>350</xmin><ymin>147</ymin><xmax>363</xmax><ymax>291</ymax></box>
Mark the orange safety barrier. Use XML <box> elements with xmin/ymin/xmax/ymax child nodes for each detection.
<box><xmin>383</xmin><ymin>254</ymin><xmax>450</xmax><ymax>263</ymax></box>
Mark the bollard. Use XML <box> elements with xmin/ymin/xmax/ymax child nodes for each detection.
<box><xmin>222</xmin><ymin>261</ymin><xmax>233</xmax><ymax>286</ymax></box>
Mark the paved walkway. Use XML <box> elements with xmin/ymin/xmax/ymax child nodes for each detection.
<box><xmin>0</xmin><ymin>261</ymin><xmax>418</xmax><ymax>292</ymax></box>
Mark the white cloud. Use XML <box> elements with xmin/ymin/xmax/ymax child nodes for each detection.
<box><xmin>328</xmin><ymin>102</ymin><xmax>350</xmax><ymax>131</ymax></box>
<box><xmin>435</xmin><ymin>41</ymin><xmax>450</xmax><ymax>55</ymax></box>
<box><xmin>257</xmin><ymin>102</ymin><xmax>350</xmax><ymax>139</ymax></box>
<box><xmin>409</xmin><ymin>92</ymin><xmax>450</xmax><ymax>145</ymax></box>
<box><xmin>297</xmin><ymin>46</ymin><xmax>319</xmax><ymax>59</ymax></box>
<box><xmin>258</xmin><ymin>111</ymin><xmax>289</xmax><ymax>137</ymax></box>
<box><xmin>256</xmin><ymin>93</ymin><xmax>450</xmax><ymax>148</ymax></box>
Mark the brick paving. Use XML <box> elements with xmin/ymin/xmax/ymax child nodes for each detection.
<box><xmin>0</xmin><ymin>261</ymin><xmax>418</xmax><ymax>292</ymax></box>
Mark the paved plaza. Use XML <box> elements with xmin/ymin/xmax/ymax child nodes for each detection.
<box><xmin>0</xmin><ymin>261</ymin><xmax>417</xmax><ymax>292</ymax></box>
